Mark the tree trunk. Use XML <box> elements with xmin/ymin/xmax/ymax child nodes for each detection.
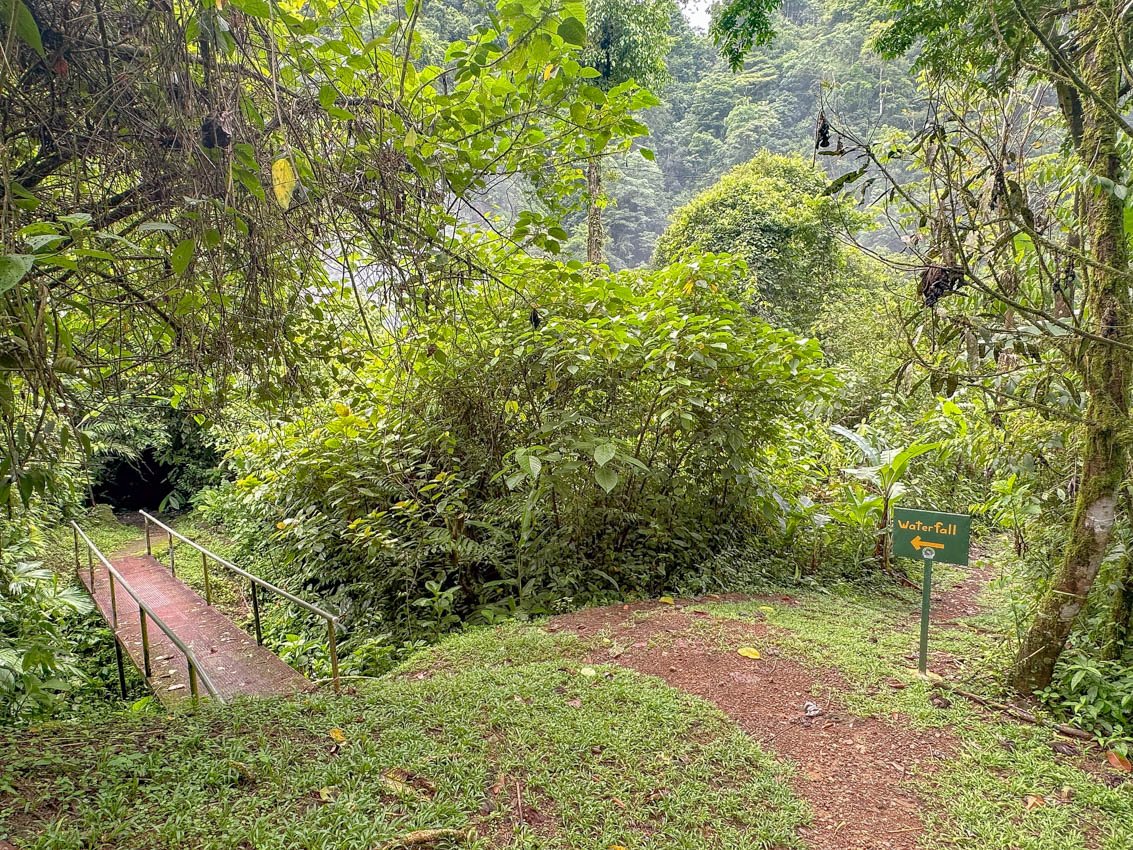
<box><xmin>1012</xmin><ymin>4</ymin><xmax>1132</xmax><ymax>692</ymax></box>
<box><xmin>1101</xmin><ymin>486</ymin><xmax>1133</xmax><ymax>660</ymax></box>
<box><xmin>586</xmin><ymin>157</ymin><xmax>603</xmax><ymax>265</ymax></box>
<box><xmin>1101</xmin><ymin>548</ymin><xmax>1133</xmax><ymax>660</ymax></box>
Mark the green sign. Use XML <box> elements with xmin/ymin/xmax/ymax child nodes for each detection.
<box><xmin>892</xmin><ymin>507</ymin><xmax>971</xmax><ymax>566</ymax></box>
<box><xmin>893</xmin><ymin>507</ymin><xmax>972</xmax><ymax>677</ymax></box>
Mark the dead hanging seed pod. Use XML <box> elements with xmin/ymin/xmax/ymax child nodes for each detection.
<box><xmin>200</xmin><ymin>115</ymin><xmax>231</xmax><ymax>149</ymax></box>
<box><xmin>919</xmin><ymin>264</ymin><xmax>965</xmax><ymax>307</ymax></box>
<box><xmin>814</xmin><ymin>110</ymin><xmax>831</xmax><ymax>149</ymax></box>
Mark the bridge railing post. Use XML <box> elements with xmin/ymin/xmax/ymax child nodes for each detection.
<box><xmin>72</xmin><ymin>526</ymin><xmax>79</xmax><ymax>575</ymax></box>
<box><xmin>168</xmin><ymin>532</ymin><xmax>175</xmax><ymax>578</ymax></box>
<box><xmin>108</xmin><ymin>571</ymin><xmax>119</xmax><ymax>629</ymax></box>
<box><xmin>114</xmin><ymin>641</ymin><xmax>127</xmax><ymax>699</ymax></box>
<box><xmin>202</xmin><ymin>551</ymin><xmax>212</xmax><ymax>605</ymax></box>
<box><xmin>139</xmin><ymin>610</ymin><xmax>152</xmax><ymax>679</ymax></box>
<box><xmin>188</xmin><ymin>662</ymin><xmax>199</xmax><ymax>701</ymax></box>
<box><xmin>251</xmin><ymin>582</ymin><xmax>263</xmax><ymax>644</ymax></box>
<box><xmin>328</xmin><ymin>619</ymin><xmax>340</xmax><ymax>694</ymax></box>
<box><xmin>144</xmin><ymin>515</ymin><xmax>151</xmax><ymax>556</ymax></box>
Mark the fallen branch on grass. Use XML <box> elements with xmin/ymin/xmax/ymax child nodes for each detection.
<box><xmin>948</xmin><ymin>687</ymin><xmax>1094</xmax><ymax>742</ymax></box>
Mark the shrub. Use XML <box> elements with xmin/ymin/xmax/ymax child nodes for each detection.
<box><xmin>1043</xmin><ymin>650</ymin><xmax>1133</xmax><ymax>750</ymax></box>
<box><xmin>653</xmin><ymin>150</ymin><xmax>867</xmax><ymax>329</ymax></box>
<box><xmin>203</xmin><ymin>252</ymin><xmax>835</xmax><ymax>641</ymax></box>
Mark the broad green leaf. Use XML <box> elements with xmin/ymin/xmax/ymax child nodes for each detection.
<box><xmin>594</xmin><ymin>465</ymin><xmax>618</xmax><ymax>493</ymax></box>
<box><xmin>1</xmin><ymin>0</ymin><xmax>44</xmax><ymax>56</ymax></box>
<box><xmin>170</xmin><ymin>239</ymin><xmax>195</xmax><ymax>275</ymax></box>
<box><xmin>557</xmin><ymin>15</ymin><xmax>586</xmax><ymax>46</ymax></box>
<box><xmin>136</xmin><ymin>222</ymin><xmax>178</xmax><ymax>233</ymax></box>
<box><xmin>229</xmin><ymin>0</ymin><xmax>272</xmax><ymax>18</ymax></box>
<box><xmin>593</xmin><ymin>442</ymin><xmax>615</xmax><ymax>466</ymax></box>
<box><xmin>0</xmin><ymin>254</ymin><xmax>33</xmax><ymax>295</ymax></box>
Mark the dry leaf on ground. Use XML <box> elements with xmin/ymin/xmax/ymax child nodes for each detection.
<box><xmin>1105</xmin><ymin>751</ymin><xmax>1132</xmax><ymax>773</ymax></box>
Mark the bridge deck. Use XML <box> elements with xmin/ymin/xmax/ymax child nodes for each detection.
<box><xmin>80</xmin><ymin>554</ymin><xmax>311</xmax><ymax>703</ymax></box>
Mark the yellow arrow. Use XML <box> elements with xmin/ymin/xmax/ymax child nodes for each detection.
<box><xmin>911</xmin><ymin>535</ymin><xmax>944</xmax><ymax>551</ymax></box>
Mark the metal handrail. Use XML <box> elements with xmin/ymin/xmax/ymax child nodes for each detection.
<box><xmin>71</xmin><ymin>521</ymin><xmax>223</xmax><ymax>703</ymax></box>
<box><xmin>139</xmin><ymin>510</ymin><xmax>340</xmax><ymax>692</ymax></box>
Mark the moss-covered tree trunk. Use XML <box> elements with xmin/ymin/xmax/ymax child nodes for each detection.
<box><xmin>1012</xmin><ymin>3</ymin><xmax>1132</xmax><ymax>691</ymax></box>
<box><xmin>1100</xmin><ymin>484</ymin><xmax>1133</xmax><ymax>660</ymax></box>
<box><xmin>587</xmin><ymin>158</ymin><xmax>604</xmax><ymax>265</ymax></box>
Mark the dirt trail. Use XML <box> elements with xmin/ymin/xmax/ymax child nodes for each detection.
<box><xmin>549</xmin><ymin>564</ymin><xmax>992</xmax><ymax>850</ymax></box>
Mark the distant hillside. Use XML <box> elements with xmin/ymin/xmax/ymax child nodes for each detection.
<box><xmin>604</xmin><ymin>0</ymin><xmax>919</xmax><ymax>268</ymax></box>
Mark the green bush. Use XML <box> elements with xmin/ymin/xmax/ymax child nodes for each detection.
<box><xmin>203</xmin><ymin>252</ymin><xmax>835</xmax><ymax>642</ymax></box>
<box><xmin>1043</xmin><ymin>650</ymin><xmax>1133</xmax><ymax>750</ymax></box>
<box><xmin>653</xmin><ymin>150</ymin><xmax>868</xmax><ymax>329</ymax></box>
<box><xmin>0</xmin><ymin>559</ymin><xmax>94</xmax><ymax>723</ymax></box>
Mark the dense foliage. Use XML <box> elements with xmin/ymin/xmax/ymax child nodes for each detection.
<box><xmin>3</xmin><ymin>0</ymin><xmax>1133</xmax><ymax>755</ymax></box>
<box><xmin>204</xmin><ymin>252</ymin><xmax>834</xmax><ymax>643</ymax></box>
<box><xmin>599</xmin><ymin>0</ymin><xmax>918</xmax><ymax>267</ymax></box>
<box><xmin>654</xmin><ymin>151</ymin><xmax>865</xmax><ymax>328</ymax></box>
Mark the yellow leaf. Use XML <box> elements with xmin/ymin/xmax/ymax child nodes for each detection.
<box><xmin>758</xmin><ymin>605</ymin><xmax>774</xmax><ymax>614</ymax></box>
<box><xmin>609</xmin><ymin>845</ymin><xmax>628</xmax><ymax>850</ymax></box>
<box><xmin>276</xmin><ymin>521</ymin><xmax>286</xmax><ymax>529</ymax></box>
<box><xmin>318</xmin><ymin>785</ymin><xmax>338</xmax><ymax>802</ymax></box>
<box><xmin>543</xmin><ymin>63</ymin><xmax>556</xmax><ymax>80</ymax></box>
<box><xmin>579</xmin><ymin>666</ymin><xmax>597</xmax><ymax>677</ymax></box>
<box><xmin>328</xmin><ymin>727</ymin><xmax>347</xmax><ymax>743</ymax></box>
<box><xmin>334</xmin><ymin>401</ymin><xmax>351</xmax><ymax>417</ymax></box>
<box><xmin>658</xmin><ymin>596</ymin><xmax>675</xmax><ymax>605</ymax></box>
<box><xmin>737</xmin><ymin>647</ymin><xmax>761</xmax><ymax>660</ymax></box>
<box><xmin>272</xmin><ymin>157</ymin><xmax>298</xmax><ymax>209</ymax></box>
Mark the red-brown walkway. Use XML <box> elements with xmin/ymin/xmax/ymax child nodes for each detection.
<box><xmin>80</xmin><ymin>554</ymin><xmax>311</xmax><ymax>704</ymax></box>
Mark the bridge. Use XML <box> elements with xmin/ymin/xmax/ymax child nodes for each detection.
<box><xmin>72</xmin><ymin>512</ymin><xmax>339</xmax><ymax>704</ymax></box>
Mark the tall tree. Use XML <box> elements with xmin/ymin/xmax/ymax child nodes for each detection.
<box><xmin>653</xmin><ymin>151</ymin><xmax>861</xmax><ymax>329</ymax></box>
<box><xmin>0</xmin><ymin>0</ymin><xmax>652</xmax><ymax>506</ymax></box>
<box><xmin>580</xmin><ymin>0</ymin><xmax>674</xmax><ymax>263</ymax></box>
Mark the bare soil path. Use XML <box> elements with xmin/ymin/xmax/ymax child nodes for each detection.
<box><xmin>548</xmin><ymin>564</ymin><xmax>993</xmax><ymax>850</ymax></box>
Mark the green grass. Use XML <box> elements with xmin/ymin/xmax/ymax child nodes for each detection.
<box><xmin>17</xmin><ymin>520</ymin><xmax>1133</xmax><ymax>849</ymax></box>
<box><xmin>41</xmin><ymin>509</ymin><xmax>141</xmax><ymax>575</ymax></box>
<box><xmin>690</xmin><ymin>567</ymin><xmax>1133</xmax><ymax>850</ymax></box>
<box><xmin>0</xmin><ymin>626</ymin><xmax>807</xmax><ymax>850</ymax></box>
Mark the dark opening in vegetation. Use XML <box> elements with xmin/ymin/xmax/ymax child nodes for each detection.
<box><xmin>91</xmin><ymin>448</ymin><xmax>176</xmax><ymax>511</ymax></box>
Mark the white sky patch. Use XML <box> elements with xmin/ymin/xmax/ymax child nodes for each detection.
<box><xmin>682</xmin><ymin>0</ymin><xmax>712</xmax><ymax>31</ymax></box>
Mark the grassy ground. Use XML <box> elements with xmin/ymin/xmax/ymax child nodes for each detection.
<box><xmin>0</xmin><ymin>627</ymin><xmax>807</xmax><ymax>850</ymax></box>
<box><xmin>690</xmin><ymin>568</ymin><xmax>1133</xmax><ymax>850</ymax></box>
<box><xmin>41</xmin><ymin>511</ymin><xmax>140</xmax><ymax>575</ymax></box>
<box><xmin>14</xmin><ymin>515</ymin><xmax>1131</xmax><ymax>849</ymax></box>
